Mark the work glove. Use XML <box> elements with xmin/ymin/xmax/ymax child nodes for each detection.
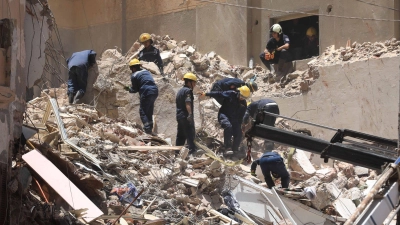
<box><xmin>187</xmin><ymin>114</ymin><xmax>194</xmax><ymax>124</ymax></box>
<box><xmin>250</xmin><ymin>170</ymin><xmax>257</xmax><ymax>177</ymax></box>
<box><xmin>197</xmin><ymin>91</ymin><xmax>206</xmax><ymax>97</ymax></box>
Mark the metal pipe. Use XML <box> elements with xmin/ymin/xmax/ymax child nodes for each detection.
<box><xmin>344</xmin><ymin>163</ymin><xmax>397</xmax><ymax>225</ymax></box>
<box><xmin>262</xmin><ymin>111</ymin><xmax>338</xmax><ymax>131</ymax></box>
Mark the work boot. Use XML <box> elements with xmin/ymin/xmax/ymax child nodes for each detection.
<box><xmin>225</xmin><ymin>148</ymin><xmax>233</xmax><ymax>155</ymax></box>
<box><xmin>68</xmin><ymin>93</ymin><xmax>74</xmax><ymax>104</ymax></box>
<box><xmin>73</xmin><ymin>90</ymin><xmax>84</xmax><ymax>104</ymax></box>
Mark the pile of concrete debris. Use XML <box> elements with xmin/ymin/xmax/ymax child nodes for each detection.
<box><xmin>11</xmin><ymin>83</ymin><xmax>384</xmax><ymax>224</ymax></box>
<box><xmin>314</xmin><ymin>38</ymin><xmax>400</xmax><ymax>66</ymax></box>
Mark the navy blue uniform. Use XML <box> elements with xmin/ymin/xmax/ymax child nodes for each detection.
<box><xmin>129</xmin><ymin>69</ymin><xmax>158</xmax><ymax>133</ymax></box>
<box><xmin>206</xmin><ymin>90</ymin><xmax>247</xmax><ymax>152</ymax></box>
<box><xmin>210</xmin><ymin>78</ymin><xmax>246</xmax><ymax>105</ymax></box>
<box><xmin>259</xmin><ymin>34</ymin><xmax>291</xmax><ymax>70</ymax></box>
<box><xmin>139</xmin><ymin>45</ymin><xmax>163</xmax><ymax>74</ymax></box>
<box><xmin>175</xmin><ymin>86</ymin><xmax>195</xmax><ymax>152</ymax></box>
<box><xmin>67</xmin><ymin>50</ymin><xmax>96</xmax><ymax>95</ymax></box>
<box><xmin>243</xmin><ymin>99</ymin><xmax>279</xmax><ymax>151</ymax></box>
<box><xmin>251</xmin><ymin>152</ymin><xmax>290</xmax><ymax>188</ymax></box>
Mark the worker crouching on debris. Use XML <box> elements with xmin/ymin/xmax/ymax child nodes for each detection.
<box><xmin>125</xmin><ymin>59</ymin><xmax>159</xmax><ymax>135</ymax></box>
<box><xmin>67</xmin><ymin>50</ymin><xmax>97</xmax><ymax>104</ymax></box>
<box><xmin>138</xmin><ymin>33</ymin><xmax>164</xmax><ymax>75</ymax></box>
<box><xmin>242</xmin><ymin>99</ymin><xmax>280</xmax><ymax>151</ymax></box>
<box><xmin>210</xmin><ymin>78</ymin><xmax>258</xmax><ymax>105</ymax></box>
<box><xmin>199</xmin><ymin>86</ymin><xmax>250</xmax><ymax>155</ymax></box>
<box><xmin>176</xmin><ymin>73</ymin><xmax>198</xmax><ymax>154</ymax></box>
<box><xmin>259</xmin><ymin>24</ymin><xmax>291</xmax><ymax>74</ymax></box>
<box><xmin>251</xmin><ymin>151</ymin><xmax>290</xmax><ymax>189</ymax></box>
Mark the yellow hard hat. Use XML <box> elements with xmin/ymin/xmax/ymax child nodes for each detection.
<box><xmin>139</xmin><ymin>33</ymin><xmax>152</xmax><ymax>43</ymax></box>
<box><xmin>306</xmin><ymin>27</ymin><xmax>317</xmax><ymax>37</ymax></box>
<box><xmin>183</xmin><ymin>73</ymin><xmax>197</xmax><ymax>82</ymax></box>
<box><xmin>128</xmin><ymin>58</ymin><xmax>141</xmax><ymax>67</ymax></box>
<box><xmin>238</xmin><ymin>86</ymin><xmax>250</xmax><ymax>98</ymax></box>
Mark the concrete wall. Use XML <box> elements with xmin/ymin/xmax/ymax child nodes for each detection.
<box><xmin>48</xmin><ymin>0</ymin><xmax>400</xmax><ymax>85</ymax></box>
<box><xmin>48</xmin><ymin>0</ymin><xmax>249</xmax><ymax>77</ymax></box>
<box><xmin>260</xmin><ymin>56</ymin><xmax>400</xmax><ymax>142</ymax></box>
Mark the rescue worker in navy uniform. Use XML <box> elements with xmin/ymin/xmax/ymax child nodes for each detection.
<box><xmin>67</xmin><ymin>50</ymin><xmax>97</xmax><ymax>104</ymax></box>
<box><xmin>125</xmin><ymin>59</ymin><xmax>158</xmax><ymax>135</ymax></box>
<box><xmin>176</xmin><ymin>73</ymin><xmax>198</xmax><ymax>154</ymax></box>
<box><xmin>199</xmin><ymin>86</ymin><xmax>250</xmax><ymax>155</ymax></box>
<box><xmin>138</xmin><ymin>33</ymin><xmax>164</xmax><ymax>75</ymax></box>
<box><xmin>259</xmin><ymin>24</ymin><xmax>291</xmax><ymax>73</ymax></box>
<box><xmin>210</xmin><ymin>78</ymin><xmax>258</xmax><ymax>105</ymax></box>
<box><xmin>250</xmin><ymin>152</ymin><xmax>290</xmax><ymax>189</ymax></box>
<box><xmin>242</xmin><ymin>99</ymin><xmax>280</xmax><ymax>151</ymax></box>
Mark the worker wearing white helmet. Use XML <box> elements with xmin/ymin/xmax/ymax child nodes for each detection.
<box><xmin>259</xmin><ymin>24</ymin><xmax>292</xmax><ymax>74</ymax></box>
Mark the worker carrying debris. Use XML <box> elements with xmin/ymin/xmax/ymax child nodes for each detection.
<box><xmin>210</xmin><ymin>78</ymin><xmax>258</xmax><ymax>104</ymax></box>
<box><xmin>66</xmin><ymin>50</ymin><xmax>97</xmax><ymax>104</ymax></box>
<box><xmin>242</xmin><ymin>99</ymin><xmax>280</xmax><ymax>151</ymax></box>
<box><xmin>125</xmin><ymin>59</ymin><xmax>158</xmax><ymax>135</ymax></box>
<box><xmin>199</xmin><ymin>86</ymin><xmax>250</xmax><ymax>155</ymax></box>
<box><xmin>138</xmin><ymin>33</ymin><xmax>164</xmax><ymax>75</ymax></box>
<box><xmin>259</xmin><ymin>24</ymin><xmax>291</xmax><ymax>74</ymax></box>
<box><xmin>176</xmin><ymin>73</ymin><xmax>198</xmax><ymax>154</ymax></box>
<box><xmin>251</xmin><ymin>151</ymin><xmax>290</xmax><ymax>189</ymax></box>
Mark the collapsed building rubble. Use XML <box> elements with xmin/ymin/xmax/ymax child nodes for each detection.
<box><xmin>11</xmin><ymin>34</ymin><xmax>400</xmax><ymax>224</ymax></box>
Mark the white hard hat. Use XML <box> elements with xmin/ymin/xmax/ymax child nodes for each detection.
<box><xmin>270</xmin><ymin>24</ymin><xmax>282</xmax><ymax>34</ymax></box>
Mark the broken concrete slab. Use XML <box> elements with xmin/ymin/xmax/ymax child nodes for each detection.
<box><xmin>333</xmin><ymin>198</ymin><xmax>357</xmax><ymax>219</ymax></box>
<box><xmin>289</xmin><ymin>149</ymin><xmax>316</xmax><ymax>179</ymax></box>
<box><xmin>354</xmin><ymin>166</ymin><xmax>369</xmax><ymax>176</ymax></box>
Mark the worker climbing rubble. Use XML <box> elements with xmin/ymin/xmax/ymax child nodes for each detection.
<box><xmin>251</xmin><ymin>151</ymin><xmax>290</xmax><ymax>189</ymax></box>
<box><xmin>199</xmin><ymin>86</ymin><xmax>250</xmax><ymax>155</ymax></box>
<box><xmin>138</xmin><ymin>33</ymin><xmax>164</xmax><ymax>75</ymax></box>
<box><xmin>210</xmin><ymin>77</ymin><xmax>258</xmax><ymax>104</ymax></box>
<box><xmin>176</xmin><ymin>73</ymin><xmax>198</xmax><ymax>154</ymax></box>
<box><xmin>259</xmin><ymin>24</ymin><xmax>292</xmax><ymax>80</ymax></box>
<box><xmin>242</xmin><ymin>99</ymin><xmax>280</xmax><ymax>151</ymax></box>
<box><xmin>66</xmin><ymin>50</ymin><xmax>97</xmax><ymax>104</ymax></box>
<box><xmin>125</xmin><ymin>59</ymin><xmax>158</xmax><ymax>135</ymax></box>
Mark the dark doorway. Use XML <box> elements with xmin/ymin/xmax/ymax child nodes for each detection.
<box><xmin>277</xmin><ymin>16</ymin><xmax>319</xmax><ymax>61</ymax></box>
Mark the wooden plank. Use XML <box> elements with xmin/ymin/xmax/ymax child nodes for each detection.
<box><xmin>22</xmin><ymin>150</ymin><xmax>103</xmax><ymax>223</ymax></box>
<box><xmin>118</xmin><ymin>146</ymin><xmax>182</xmax><ymax>151</ymax></box>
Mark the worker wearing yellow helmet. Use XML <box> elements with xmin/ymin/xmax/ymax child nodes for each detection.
<box><xmin>303</xmin><ymin>27</ymin><xmax>319</xmax><ymax>58</ymax></box>
<box><xmin>259</xmin><ymin>23</ymin><xmax>292</xmax><ymax>75</ymax></box>
<box><xmin>138</xmin><ymin>33</ymin><xmax>164</xmax><ymax>75</ymax></box>
<box><xmin>199</xmin><ymin>86</ymin><xmax>250</xmax><ymax>155</ymax></box>
<box><xmin>242</xmin><ymin>99</ymin><xmax>280</xmax><ymax>151</ymax></box>
<box><xmin>176</xmin><ymin>73</ymin><xmax>198</xmax><ymax>154</ymax></box>
<box><xmin>125</xmin><ymin>58</ymin><xmax>159</xmax><ymax>135</ymax></box>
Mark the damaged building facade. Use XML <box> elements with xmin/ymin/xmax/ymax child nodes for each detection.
<box><xmin>0</xmin><ymin>0</ymin><xmax>54</xmax><ymax>223</ymax></box>
<box><xmin>47</xmin><ymin>0</ymin><xmax>400</xmax><ymax>67</ymax></box>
